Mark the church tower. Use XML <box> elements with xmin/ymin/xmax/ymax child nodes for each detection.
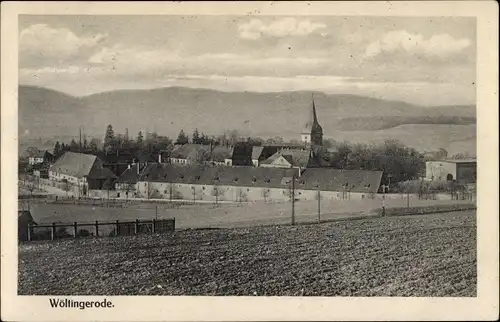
<box><xmin>301</xmin><ymin>97</ymin><xmax>323</xmax><ymax>146</ymax></box>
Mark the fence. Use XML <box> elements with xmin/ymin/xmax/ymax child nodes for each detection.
<box><xmin>24</xmin><ymin>218</ymin><xmax>175</xmax><ymax>242</ymax></box>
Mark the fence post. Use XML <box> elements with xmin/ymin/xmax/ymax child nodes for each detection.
<box><xmin>95</xmin><ymin>220</ymin><xmax>99</xmax><ymax>237</ymax></box>
<box><xmin>115</xmin><ymin>220</ymin><xmax>120</xmax><ymax>236</ymax></box>
<box><xmin>152</xmin><ymin>219</ymin><xmax>156</xmax><ymax>233</ymax></box>
<box><xmin>51</xmin><ymin>222</ymin><xmax>56</xmax><ymax>240</ymax></box>
<box><xmin>134</xmin><ymin>219</ymin><xmax>139</xmax><ymax>235</ymax></box>
<box><xmin>73</xmin><ymin>222</ymin><xmax>78</xmax><ymax>238</ymax></box>
<box><xmin>27</xmin><ymin>223</ymin><xmax>32</xmax><ymax>242</ymax></box>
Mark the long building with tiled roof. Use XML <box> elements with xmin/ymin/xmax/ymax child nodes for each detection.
<box><xmin>120</xmin><ymin>163</ymin><xmax>382</xmax><ymax>202</ymax></box>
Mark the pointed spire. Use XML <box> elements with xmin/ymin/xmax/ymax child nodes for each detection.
<box><xmin>312</xmin><ymin>93</ymin><xmax>318</xmax><ymax>124</ymax></box>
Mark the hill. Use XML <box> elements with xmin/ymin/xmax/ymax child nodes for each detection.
<box><xmin>18</xmin><ymin>85</ymin><xmax>476</xmax><ymax>154</ymax></box>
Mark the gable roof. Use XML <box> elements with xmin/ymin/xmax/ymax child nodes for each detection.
<box><xmin>136</xmin><ymin>164</ymin><xmax>382</xmax><ymax>193</ymax></box>
<box><xmin>261</xmin><ymin>149</ymin><xmax>311</xmax><ymax>168</ymax></box>
<box><xmin>49</xmin><ymin>152</ymin><xmax>97</xmax><ymax>178</ymax></box>
<box><xmin>211</xmin><ymin>146</ymin><xmax>233</xmax><ymax>162</ymax></box>
<box><xmin>297</xmin><ymin>168</ymin><xmax>383</xmax><ymax>193</ymax></box>
<box><xmin>251</xmin><ymin>146</ymin><xmax>265</xmax><ymax>160</ymax></box>
<box><xmin>115</xmin><ymin>167</ymin><xmax>141</xmax><ymax>184</ymax></box>
<box><xmin>24</xmin><ymin>148</ymin><xmax>52</xmax><ymax>159</ymax></box>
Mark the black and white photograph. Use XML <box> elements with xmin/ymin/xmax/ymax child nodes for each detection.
<box><xmin>1</xmin><ymin>1</ymin><xmax>498</xmax><ymax>321</ymax></box>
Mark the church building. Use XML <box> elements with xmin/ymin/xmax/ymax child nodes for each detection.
<box><xmin>301</xmin><ymin>99</ymin><xmax>323</xmax><ymax>146</ymax></box>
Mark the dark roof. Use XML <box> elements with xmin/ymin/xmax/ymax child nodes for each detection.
<box><xmin>260</xmin><ymin>149</ymin><xmax>311</xmax><ymax>168</ymax></box>
<box><xmin>25</xmin><ymin>149</ymin><xmax>52</xmax><ymax>158</ymax></box>
<box><xmin>137</xmin><ymin>164</ymin><xmax>382</xmax><ymax>193</ymax></box>
<box><xmin>88</xmin><ymin>167</ymin><xmax>117</xmax><ymax>180</ymax></box>
<box><xmin>298</xmin><ymin>168</ymin><xmax>383</xmax><ymax>193</ymax></box>
<box><xmin>115</xmin><ymin>167</ymin><xmax>141</xmax><ymax>184</ymax></box>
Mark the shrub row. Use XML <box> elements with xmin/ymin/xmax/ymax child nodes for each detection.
<box><xmin>373</xmin><ymin>203</ymin><xmax>477</xmax><ymax>217</ymax></box>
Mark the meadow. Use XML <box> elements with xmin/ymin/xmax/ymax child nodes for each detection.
<box><xmin>18</xmin><ymin>210</ymin><xmax>477</xmax><ymax>296</ymax></box>
<box><xmin>23</xmin><ymin>197</ymin><xmax>475</xmax><ymax>232</ymax></box>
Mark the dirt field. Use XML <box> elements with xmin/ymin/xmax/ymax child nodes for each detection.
<box><xmin>22</xmin><ymin>197</ymin><xmax>474</xmax><ymax>232</ymax></box>
<box><xmin>18</xmin><ymin>210</ymin><xmax>476</xmax><ymax>296</ymax></box>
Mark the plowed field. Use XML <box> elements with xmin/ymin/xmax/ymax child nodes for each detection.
<box><xmin>18</xmin><ymin>210</ymin><xmax>476</xmax><ymax>296</ymax></box>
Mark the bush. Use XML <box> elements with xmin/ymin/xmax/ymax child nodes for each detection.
<box><xmin>77</xmin><ymin>229</ymin><xmax>92</xmax><ymax>237</ymax></box>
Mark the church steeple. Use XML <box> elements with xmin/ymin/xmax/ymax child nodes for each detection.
<box><xmin>301</xmin><ymin>94</ymin><xmax>323</xmax><ymax>146</ymax></box>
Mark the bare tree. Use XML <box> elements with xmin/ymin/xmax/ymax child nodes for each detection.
<box><xmin>261</xmin><ymin>188</ymin><xmax>270</xmax><ymax>203</ymax></box>
<box><xmin>237</xmin><ymin>188</ymin><xmax>247</xmax><ymax>203</ymax></box>
<box><xmin>187</xmin><ymin>148</ymin><xmax>210</xmax><ymax>165</ymax></box>
<box><xmin>211</xmin><ymin>184</ymin><xmax>224</xmax><ymax>205</ymax></box>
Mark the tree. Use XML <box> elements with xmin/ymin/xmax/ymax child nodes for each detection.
<box><xmin>227</xmin><ymin>129</ymin><xmax>240</xmax><ymax>146</ymax></box>
<box><xmin>53</xmin><ymin>141</ymin><xmax>61</xmax><ymax>157</ymax></box>
<box><xmin>104</xmin><ymin>125</ymin><xmax>115</xmax><ymax>149</ymax></box>
<box><xmin>175</xmin><ymin>129</ymin><xmax>189</xmax><ymax>145</ymax></box>
<box><xmin>212</xmin><ymin>185</ymin><xmax>224</xmax><ymax>205</ymax></box>
<box><xmin>69</xmin><ymin>139</ymin><xmax>79</xmax><ymax>152</ymax></box>
<box><xmin>83</xmin><ymin>138</ymin><xmax>88</xmax><ymax>151</ymax></box>
<box><xmin>261</xmin><ymin>188</ymin><xmax>270</xmax><ymax>203</ymax></box>
<box><xmin>124</xmin><ymin>128</ymin><xmax>129</xmax><ymax>143</ymax></box>
<box><xmin>187</xmin><ymin>148</ymin><xmax>210</xmax><ymax>164</ymax></box>
<box><xmin>136</xmin><ymin>131</ymin><xmax>144</xmax><ymax>147</ymax></box>
<box><xmin>88</xmin><ymin>139</ymin><xmax>99</xmax><ymax>153</ymax></box>
<box><xmin>192</xmin><ymin>128</ymin><xmax>201</xmax><ymax>144</ymax></box>
<box><xmin>450</xmin><ymin>152</ymin><xmax>474</xmax><ymax>160</ymax></box>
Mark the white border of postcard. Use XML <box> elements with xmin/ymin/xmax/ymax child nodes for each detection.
<box><xmin>2</xmin><ymin>1</ymin><xmax>499</xmax><ymax>321</ymax></box>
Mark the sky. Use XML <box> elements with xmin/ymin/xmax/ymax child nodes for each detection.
<box><xmin>19</xmin><ymin>15</ymin><xmax>476</xmax><ymax>106</ymax></box>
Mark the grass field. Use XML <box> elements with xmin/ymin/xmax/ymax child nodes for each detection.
<box><xmin>18</xmin><ymin>210</ymin><xmax>476</xmax><ymax>296</ymax></box>
<box><xmin>22</xmin><ymin>198</ymin><xmax>475</xmax><ymax>233</ymax></box>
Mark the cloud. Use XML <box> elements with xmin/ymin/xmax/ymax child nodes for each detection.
<box><xmin>238</xmin><ymin>18</ymin><xmax>327</xmax><ymax>40</ymax></box>
<box><xmin>20</xmin><ymin>24</ymin><xmax>107</xmax><ymax>61</ymax></box>
<box><xmin>364</xmin><ymin>30</ymin><xmax>471</xmax><ymax>60</ymax></box>
<box><xmin>86</xmin><ymin>44</ymin><xmax>330</xmax><ymax>77</ymax></box>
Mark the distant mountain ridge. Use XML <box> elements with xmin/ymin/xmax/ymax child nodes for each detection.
<box><xmin>18</xmin><ymin>85</ymin><xmax>476</xmax><ymax>155</ymax></box>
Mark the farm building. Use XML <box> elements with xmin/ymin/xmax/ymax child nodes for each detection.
<box><xmin>18</xmin><ymin>210</ymin><xmax>36</xmax><ymax>242</ymax></box>
<box><xmin>260</xmin><ymin>149</ymin><xmax>312</xmax><ymax>169</ymax></box>
<box><xmin>132</xmin><ymin>163</ymin><xmax>383</xmax><ymax>202</ymax></box>
<box><xmin>24</xmin><ymin>149</ymin><xmax>54</xmax><ymax>165</ymax></box>
<box><xmin>169</xmin><ymin>144</ymin><xmax>211</xmax><ymax>165</ymax></box>
<box><xmin>48</xmin><ymin>152</ymin><xmax>117</xmax><ymax>191</ymax></box>
<box><xmin>425</xmin><ymin>159</ymin><xmax>477</xmax><ymax>183</ymax></box>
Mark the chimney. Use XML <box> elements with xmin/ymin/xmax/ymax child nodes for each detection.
<box><xmin>127</xmin><ymin>164</ymin><xmax>131</xmax><ymax>170</ymax></box>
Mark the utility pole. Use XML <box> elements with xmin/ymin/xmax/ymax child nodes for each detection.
<box><xmin>291</xmin><ymin>174</ymin><xmax>295</xmax><ymax>226</ymax></box>
<box><xmin>317</xmin><ymin>186</ymin><xmax>321</xmax><ymax>224</ymax></box>
<box><xmin>381</xmin><ymin>184</ymin><xmax>388</xmax><ymax>216</ymax></box>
